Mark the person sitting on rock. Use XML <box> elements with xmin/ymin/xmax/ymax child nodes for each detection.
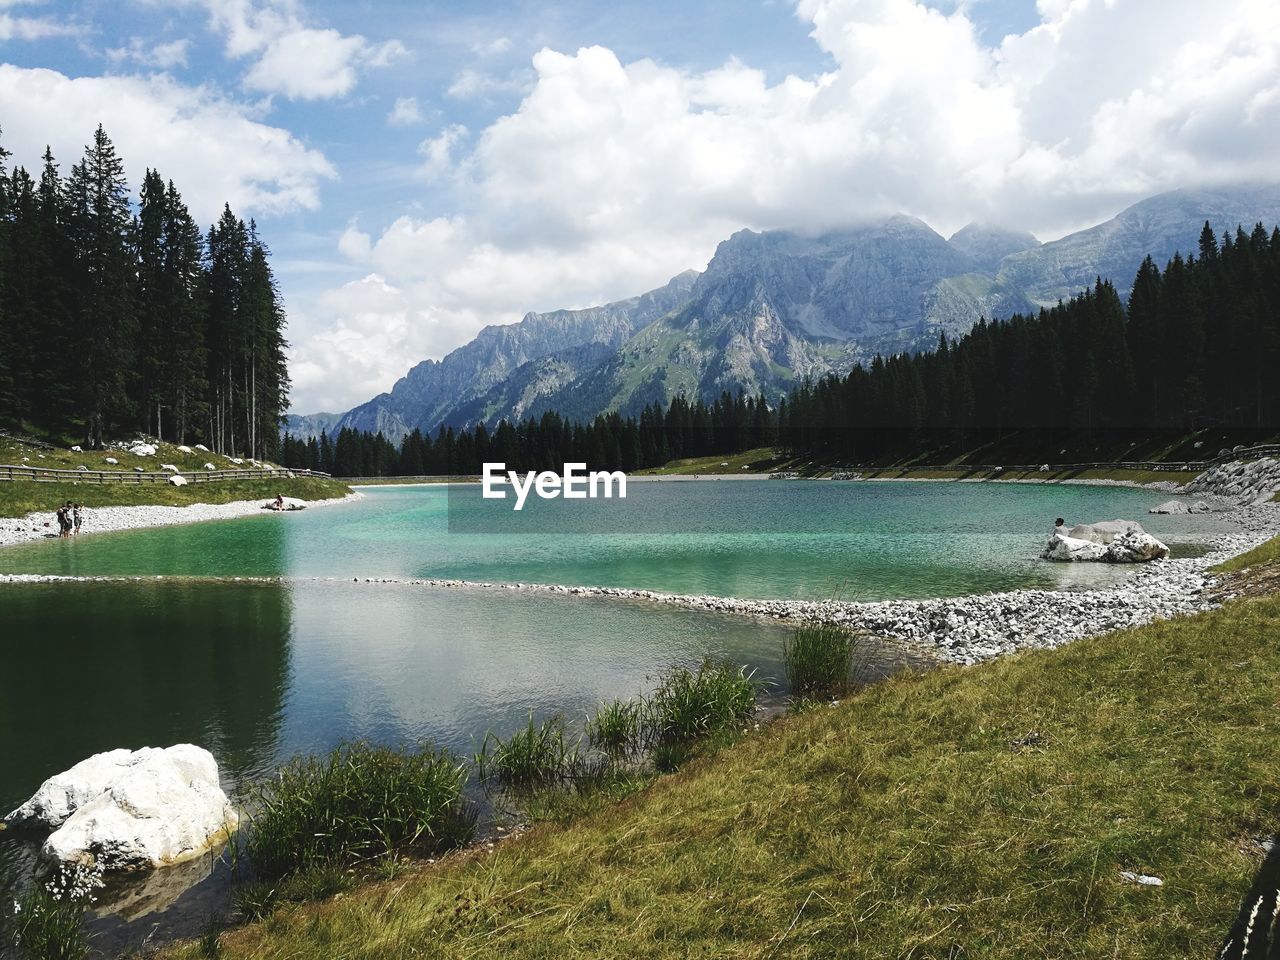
<box><xmin>1053</xmin><ymin>517</ymin><xmax>1068</xmax><ymax>536</ymax></box>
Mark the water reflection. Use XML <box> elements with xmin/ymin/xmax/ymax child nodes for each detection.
<box><xmin>0</xmin><ymin>580</ymin><xmax>290</xmax><ymax>813</ymax></box>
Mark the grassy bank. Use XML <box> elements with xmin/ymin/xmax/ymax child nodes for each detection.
<box><xmin>0</xmin><ymin>436</ymin><xmax>268</xmax><ymax>475</ymax></box>
<box><xmin>166</xmin><ymin>593</ymin><xmax>1279</xmax><ymax>959</ymax></box>
<box><xmin>634</xmin><ymin>447</ymin><xmax>784</xmax><ymax>475</ymax></box>
<box><xmin>0</xmin><ymin>476</ymin><xmax>351</xmax><ymax>518</ymax></box>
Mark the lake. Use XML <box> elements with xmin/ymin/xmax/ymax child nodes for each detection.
<box><xmin>0</xmin><ymin>479</ymin><xmax>1233</xmax><ymax>945</ymax></box>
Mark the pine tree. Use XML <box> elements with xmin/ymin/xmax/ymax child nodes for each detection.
<box><xmin>63</xmin><ymin>126</ymin><xmax>136</xmax><ymax>447</ymax></box>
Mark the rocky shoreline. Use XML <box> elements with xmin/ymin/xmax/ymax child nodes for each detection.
<box><xmin>0</xmin><ymin>492</ymin><xmax>362</xmax><ymax>548</ymax></box>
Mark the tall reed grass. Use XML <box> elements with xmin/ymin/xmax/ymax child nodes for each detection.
<box><xmin>784</xmin><ymin>620</ymin><xmax>867</xmax><ymax>697</ymax></box>
<box><xmin>475</xmin><ymin>713</ymin><xmax>581</xmax><ymax>790</ymax></box>
<box><xmin>244</xmin><ymin>741</ymin><xmax>474</xmax><ymax>882</ymax></box>
<box><xmin>647</xmin><ymin>657</ymin><xmax>761</xmax><ymax>745</ymax></box>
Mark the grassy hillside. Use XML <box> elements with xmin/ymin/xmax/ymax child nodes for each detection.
<box><xmin>0</xmin><ymin>476</ymin><xmax>351</xmax><ymax>518</ymax></box>
<box><xmin>166</xmin><ymin>593</ymin><xmax>1280</xmax><ymax>960</ymax></box>
<box><xmin>0</xmin><ymin>435</ymin><xmax>349</xmax><ymax>518</ymax></box>
<box><xmin>0</xmin><ymin>436</ymin><xmax>276</xmax><ymax>475</ymax></box>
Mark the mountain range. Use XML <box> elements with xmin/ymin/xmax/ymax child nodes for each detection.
<box><xmin>287</xmin><ymin>183</ymin><xmax>1280</xmax><ymax>445</ymax></box>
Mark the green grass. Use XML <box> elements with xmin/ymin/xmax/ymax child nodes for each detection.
<box><xmin>634</xmin><ymin>447</ymin><xmax>785</xmax><ymax>476</ymax></box>
<box><xmin>162</xmin><ymin>593</ymin><xmax>1280</xmax><ymax>959</ymax></box>
<box><xmin>243</xmin><ymin>741</ymin><xmax>475</xmax><ymax>882</ymax></box>
<box><xmin>476</xmin><ymin>714</ymin><xmax>581</xmax><ymax>791</ymax></box>
<box><xmin>586</xmin><ymin>699</ymin><xmax>644</xmax><ymax>757</ymax></box>
<box><xmin>0</xmin><ymin>435</ymin><xmax>271</xmax><ymax>475</ymax></box>
<box><xmin>645</xmin><ymin>657</ymin><xmax>762</xmax><ymax>747</ymax></box>
<box><xmin>0</xmin><ymin>476</ymin><xmax>350</xmax><ymax>518</ymax></box>
<box><xmin>783</xmin><ymin>621</ymin><xmax>867</xmax><ymax>698</ymax></box>
<box><xmin>1214</xmin><ymin>534</ymin><xmax>1280</xmax><ymax>573</ymax></box>
<box><xmin>1</xmin><ymin>886</ymin><xmax>91</xmax><ymax>960</ymax></box>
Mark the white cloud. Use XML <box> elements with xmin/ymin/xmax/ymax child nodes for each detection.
<box><xmin>0</xmin><ymin>64</ymin><xmax>335</xmax><ymax>221</ymax></box>
<box><xmin>288</xmin><ymin>0</ymin><xmax>1280</xmax><ymax>412</ymax></box>
<box><xmin>387</xmin><ymin>95</ymin><xmax>423</xmax><ymax>126</ymax></box>
<box><xmin>471</xmin><ymin>36</ymin><xmax>512</xmax><ymax>57</ymax></box>
<box><xmin>446</xmin><ymin>67</ymin><xmax>531</xmax><ymax>100</ymax></box>
<box><xmin>201</xmin><ymin>0</ymin><xmax>405</xmax><ymax>100</ymax></box>
<box><xmin>0</xmin><ymin>12</ymin><xmax>81</xmax><ymax>40</ymax></box>
<box><xmin>107</xmin><ymin>37</ymin><xmax>192</xmax><ymax>69</ymax></box>
<box><xmin>417</xmin><ymin>124</ymin><xmax>467</xmax><ymax>178</ymax></box>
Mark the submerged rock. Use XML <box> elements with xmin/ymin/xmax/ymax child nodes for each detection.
<box><xmin>3</xmin><ymin>745</ymin><xmax>238</xmax><ymax>872</ymax></box>
<box><xmin>1150</xmin><ymin>499</ymin><xmax>1214</xmax><ymax>515</ymax></box>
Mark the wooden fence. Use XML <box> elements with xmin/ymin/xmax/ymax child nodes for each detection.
<box><xmin>0</xmin><ymin>464</ymin><xmax>330</xmax><ymax>484</ymax></box>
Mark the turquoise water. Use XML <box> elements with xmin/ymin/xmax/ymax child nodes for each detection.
<box><xmin>0</xmin><ymin>480</ymin><xmax>1227</xmax><ymax>599</ymax></box>
<box><xmin>0</xmin><ymin>480</ymin><xmax>1231</xmax><ymax>947</ymax></box>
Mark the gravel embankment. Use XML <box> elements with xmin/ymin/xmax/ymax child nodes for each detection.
<box><xmin>0</xmin><ymin>493</ymin><xmax>361</xmax><ymax>547</ymax></box>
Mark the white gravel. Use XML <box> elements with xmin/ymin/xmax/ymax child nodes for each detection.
<box><xmin>0</xmin><ymin>492</ymin><xmax>361</xmax><ymax>547</ymax></box>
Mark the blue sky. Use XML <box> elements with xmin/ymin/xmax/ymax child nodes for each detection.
<box><xmin>1</xmin><ymin>0</ymin><xmax>1276</xmax><ymax>413</ymax></box>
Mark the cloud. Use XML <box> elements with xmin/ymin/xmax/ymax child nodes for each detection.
<box><xmin>107</xmin><ymin>37</ymin><xmax>192</xmax><ymax>69</ymax></box>
<box><xmin>446</xmin><ymin>67</ymin><xmax>531</xmax><ymax>100</ymax></box>
<box><xmin>386</xmin><ymin>95</ymin><xmax>423</xmax><ymax>126</ymax></box>
<box><xmin>417</xmin><ymin>124</ymin><xmax>467</xmax><ymax>178</ymax></box>
<box><xmin>288</xmin><ymin>0</ymin><xmax>1280</xmax><ymax>412</ymax></box>
<box><xmin>0</xmin><ymin>64</ymin><xmax>335</xmax><ymax>221</ymax></box>
<box><xmin>201</xmin><ymin>0</ymin><xmax>405</xmax><ymax>100</ymax></box>
<box><xmin>0</xmin><ymin>12</ymin><xmax>81</xmax><ymax>40</ymax></box>
<box><xmin>471</xmin><ymin>36</ymin><xmax>512</xmax><ymax>57</ymax></box>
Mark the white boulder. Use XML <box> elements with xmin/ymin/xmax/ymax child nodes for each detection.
<box><xmin>1042</xmin><ymin>534</ymin><xmax>1107</xmax><ymax>562</ymax></box>
<box><xmin>70</xmin><ymin>445</ymin><xmax>82</xmax><ymax>452</ymax></box>
<box><xmin>3</xmin><ymin>745</ymin><xmax>238</xmax><ymax>872</ymax></box>
<box><xmin>1043</xmin><ymin>519</ymin><xmax>1168</xmax><ymax>563</ymax></box>
<box><xmin>168</xmin><ymin>475</ymin><xmax>188</xmax><ymax>486</ymax></box>
<box><xmin>1150</xmin><ymin>499</ymin><xmax>1189</xmax><ymax>515</ymax></box>
<box><xmin>194</xmin><ymin>444</ymin><xmax>209</xmax><ymax>452</ymax></box>
<box><xmin>204</xmin><ymin>462</ymin><xmax>217</xmax><ymax>470</ymax></box>
<box><xmin>1066</xmin><ymin>519</ymin><xmax>1145</xmax><ymax>545</ymax></box>
<box><xmin>129</xmin><ymin>443</ymin><xmax>157</xmax><ymax>457</ymax></box>
<box><xmin>1104</xmin><ymin>531</ymin><xmax>1170</xmax><ymax>563</ymax></box>
<box><xmin>104</xmin><ymin>457</ymin><xmax>119</xmax><ymax>465</ymax></box>
<box><xmin>75</xmin><ymin>465</ymin><xmax>88</xmax><ymax>472</ymax></box>
<box><xmin>160</xmin><ymin>463</ymin><xmax>179</xmax><ymax>473</ymax></box>
<box><xmin>133</xmin><ymin>466</ymin><xmax>145</xmax><ymax>473</ymax></box>
<box><xmin>177</xmin><ymin>445</ymin><xmax>193</xmax><ymax>454</ymax></box>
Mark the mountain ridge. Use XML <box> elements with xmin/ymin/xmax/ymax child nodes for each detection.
<box><xmin>287</xmin><ymin>184</ymin><xmax>1280</xmax><ymax>444</ymax></box>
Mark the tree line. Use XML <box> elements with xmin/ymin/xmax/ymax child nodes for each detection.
<box><xmin>280</xmin><ymin>392</ymin><xmax>777</xmax><ymax>476</ymax></box>
<box><xmin>780</xmin><ymin>221</ymin><xmax>1280</xmax><ymax>461</ymax></box>
<box><xmin>281</xmin><ymin>219</ymin><xmax>1280</xmax><ymax>476</ymax></box>
<box><xmin>0</xmin><ymin>125</ymin><xmax>289</xmax><ymax>455</ymax></box>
